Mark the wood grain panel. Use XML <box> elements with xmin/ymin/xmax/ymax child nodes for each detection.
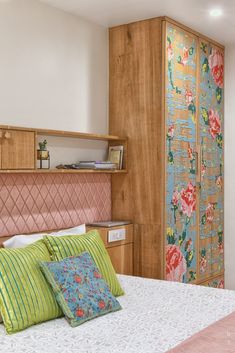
<box><xmin>109</xmin><ymin>18</ymin><xmax>164</xmax><ymax>279</ymax></box>
<box><xmin>107</xmin><ymin>243</ymin><xmax>133</xmax><ymax>275</ymax></box>
<box><xmin>86</xmin><ymin>225</ymin><xmax>133</xmax><ymax>275</ymax></box>
<box><xmin>109</xmin><ymin>18</ymin><xmax>164</xmax><ymax>224</ymax></box>
<box><xmin>1</xmin><ymin>130</ymin><xmax>35</xmax><ymax>170</ymax></box>
<box><xmin>134</xmin><ymin>224</ymin><xmax>163</xmax><ymax>278</ymax></box>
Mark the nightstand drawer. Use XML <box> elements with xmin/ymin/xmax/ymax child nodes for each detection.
<box><xmin>86</xmin><ymin>224</ymin><xmax>134</xmax><ymax>275</ymax></box>
<box><xmin>86</xmin><ymin>224</ymin><xmax>133</xmax><ymax>248</ymax></box>
<box><xmin>107</xmin><ymin>243</ymin><xmax>133</xmax><ymax>275</ymax></box>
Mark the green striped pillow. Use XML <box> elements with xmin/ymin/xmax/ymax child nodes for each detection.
<box><xmin>0</xmin><ymin>240</ymin><xmax>62</xmax><ymax>334</ymax></box>
<box><xmin>43</xmin><ymin>230</ymin><xmax>124</xmax><ymax>297</ymax></box>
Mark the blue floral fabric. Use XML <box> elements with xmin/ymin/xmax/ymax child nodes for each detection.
<box><xmin>39</xmin><ymin>252</ymin><xmax>122</xmax><ymax>327</ymax></box>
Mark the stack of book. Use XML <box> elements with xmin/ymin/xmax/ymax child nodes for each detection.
<box><xmin>77</xmin><ymin>161</ymin><xmax>117</xmax><ymax>170</ymax></box>
<box><xmin>55</xmin><ymin>144</ymin><xmax>124</xmax><ymax>171</ymax></box>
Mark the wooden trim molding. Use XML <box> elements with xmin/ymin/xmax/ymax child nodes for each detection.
<box><xmin>109</xmin><ymin>16</ymin><xmax>224</xmax><ymax>50</ymax></box>
<box><xmin>0</xmin><ymin>124</ymin><xmax>127</xmax><ymax>142</ymax></box>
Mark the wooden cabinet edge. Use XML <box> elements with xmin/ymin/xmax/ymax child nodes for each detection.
<box><xmin>109</xmin><ymin>16</ymin><xmax>224</xmax><ymax>49</ymax></box>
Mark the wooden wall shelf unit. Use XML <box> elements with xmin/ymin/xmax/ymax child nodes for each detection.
<box><xmin>0</xmin><ymin>125</ymin><xmax>127</xmax><ymax>174</ymax></box>
<box><xmin>0</xmin><ymin>169</ymin><xmax>127</xmax><ymax>174</ymax></box>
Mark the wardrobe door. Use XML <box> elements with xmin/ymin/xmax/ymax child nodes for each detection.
<box><xmin>165</xmin><ymin>23</ymin><xmax>198</xmax><ymax>284</ymax></box>
<box><xmin>198</xmin><ymin>40</ymin><xmax>224</xmax><ymax>281</ymax></box>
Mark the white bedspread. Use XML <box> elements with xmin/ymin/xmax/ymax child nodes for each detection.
<box><xmin>1</xmin><ymin>275</ymin><xmax>235</xmax><ymax>353</ymax></box>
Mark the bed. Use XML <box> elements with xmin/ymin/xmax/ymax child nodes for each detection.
<box><xmin>1</xmin><ymin>274</ymin><xmax>235</xmax><ymax>353</ymax></box>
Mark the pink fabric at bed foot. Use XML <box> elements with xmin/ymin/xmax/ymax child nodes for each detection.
<box><xmin>167</xmin><ymin>311</ymin><xmax>235</xmax><ymax>353</ymax></box>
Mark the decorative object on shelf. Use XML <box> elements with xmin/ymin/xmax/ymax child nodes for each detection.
<box><xmin>108</xmin><ymin>145</ymin><xmax>124</xmax><ymax>169</ymax></box>
<box><xmin>39</xmin><ymin>139</ymin><xmax>47</xmax><ymax>151</ymax></box>
<box><xmin>37</xmin><ymin>139</ymin><xmax>50</xmax><ymax>169</ymax></box>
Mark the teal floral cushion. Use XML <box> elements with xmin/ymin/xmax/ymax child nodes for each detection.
<box><xmin>39</xmin><ymin>252</ymin><xmax>121</xmax><ymax>327</ymax></box>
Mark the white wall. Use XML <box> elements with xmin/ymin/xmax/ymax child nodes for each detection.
<box><xmin>225</xmin><ymin>44</ymin><xmax>235</xmax><ymax>289</ymax></box>
<box><xmin>0</xmin><ymin>0</ymin><xmax>109</xmax><ymax>166</ymax></box>
<box><xmin>0</xmin><ymin>0</ymin><xmax>108</xmax><ymax>134</ymax></box>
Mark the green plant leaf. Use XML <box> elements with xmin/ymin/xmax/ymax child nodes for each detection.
<box><xmin>216</xmin><ymin>134</ymin><xmax>223</xmax><ymax>149</ymax></box>
<box><xmin>216</xmin><ymin>87</ymin><xmax>222</xmax><ymax>104</ymax></box>
<box><xmin>186</xmin><ymin>250</ymin><xmax>194</xmax><ymax>267</ymax></box>
<box><xmin>201</xmin><ymin>108</ymin><xmax>209</xmax><ymax>125</ymax></box>
<box><xmin>201</xmin><ymin>214</ymin><xmax>206</xmax><ymax>225</ymax></box>
<box><xmin>168</xmin><ymin>151</ymin><xmax>174</xmax><ymax>164</ymax></box>
<box><xmin>202</xmin><ymin>58</ymin><xmax>209</xmax><ymax>73</ymax></box>
<box><xmin>179</xmin><ymin>229</ymin><xmax>186</xmax><ymax>246</ymax></box>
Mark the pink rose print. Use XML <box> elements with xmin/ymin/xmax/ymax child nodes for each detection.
<box><xmin>206</xmin><ymin>203</ymin><xmax>215</xmax><ymax>223</ymax></box>
<box><xmin>216</xmin><ymin>175</ymin><xmax>223</xmax><ymax>189</ymax></box>
<box><xmin>185</xmin><ymin>89</ymin><xmax>193</xmax><ymax>107</ymax></box>
<box><xmin>172</xmin><ymin>189</ymin><xmax>181</xmax><ymax>207</ymax></box>
<box><xmin>201</xmin><ymin>163</ymin><xmax>206</xmax><ymax>177</ymax></box>
<box><xmin>180</xmin><ymin>47</ymin><xmax>189</xmax><ymax>66</ymax></box>
<box><xmin>208</xmin><ymin>109</ymin><xmax>221</xmax><ymax>139</ymax></box>
<box><xmin>218</xmin><ymin>242</ymin><xmax>224</xmax><ymax>255</ymax></box>
<box><xmin>209</xmin><ymin>48</ymin><xmax>224</xmax><ymax>88</ymax></box>
<box><xmin>187</xmin><ymin>145</ymin><xmax>194</xmax><ymax>160</ymax></box>
<box><xmin>167</xmin><ymin>124</ymin><xmax>174</xmax><ymax>139</ymax></box>
<box><xmin>200</xmin><ymin>257</ymin><xmax>207</xmax><ymax>273</ymax></box>
<box><xmin>218</xmin><ymin>280</ymin><xmax>224</xmax><ymax>289</ymax></box>
<box><xmin>180</xmin><ymin>182</ymin><xmax>196</xmax><ymax>218</ymax></box>
<box><xmin>166</xmin><ymin>244</ymin><xmax>187</xmax><ymax>282</ymax></box>
<box><xmin>185</xmin><ymin>238</ymin><xmax>192</xmax><ymax>252</ymax></box>
<box><xmin>167</xmin><ymin>42</ymin><xmax>174</xmax><ymax>61</ymax></box>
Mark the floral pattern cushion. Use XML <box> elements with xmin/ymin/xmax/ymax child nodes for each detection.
<box><xmin>39</xmin><ymin>252</ymin><xmax>122</xmax><ymax>327</ymax></box>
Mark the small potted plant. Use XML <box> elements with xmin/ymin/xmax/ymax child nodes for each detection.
<box><xmin>37</xmin><ymin>139</ymin><xmax>50</xmax><ymax>169</ymax></box>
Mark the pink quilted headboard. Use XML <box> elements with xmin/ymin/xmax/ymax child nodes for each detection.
<box><xmin>0</xmin><ymin>174</ymin><xmax>111</xmax><ymax>237</ymax></box>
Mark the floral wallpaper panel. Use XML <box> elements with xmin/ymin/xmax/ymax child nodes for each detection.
<box><xmin>198</xmin><ymin>41</ymin><xmax>224</xmax><ymax>281</ymax></box>
<box><xmin>165</xmin><ymin>24</ymin><xmax>198</xmax><ymax>284</ymax></box>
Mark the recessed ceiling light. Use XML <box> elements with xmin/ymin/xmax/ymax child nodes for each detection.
<box><xmin>210</xmin><ymin>8</ymin><xmax>223</xmax><ymax>17</ymax></box>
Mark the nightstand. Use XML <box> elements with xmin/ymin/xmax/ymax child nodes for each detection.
<box><xmin>86</xmin><ymin>224</ymin><xmax>134</xmax><ymax>275</ymax></box>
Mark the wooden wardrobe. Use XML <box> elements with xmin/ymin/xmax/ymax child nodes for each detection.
<box><xmin>109</xmin><ymin>17</ymin><xmax>224</xmax><ymax>287</ymax></box>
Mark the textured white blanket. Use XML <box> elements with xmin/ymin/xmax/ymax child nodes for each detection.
<box><xmin>1</xmin><ymin>275</ymin><xmax>235</xmax><ymax>353</ymax></box>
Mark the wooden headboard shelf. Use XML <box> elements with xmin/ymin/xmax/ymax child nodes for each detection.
<box><xmin>0</xmin><ymin>124</ymin><xmax>127</xmax><ymax>173</ymax></box>
<box><xmin>0</xmin><ymin>124</ymin><xmax>127</xmax><ymax>142</ymax></box>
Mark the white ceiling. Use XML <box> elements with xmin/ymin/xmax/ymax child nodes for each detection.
<box><xmin>39</xmin><ymin>0</ymin><xmax>235</xmax><ymax>45</ymax></box>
